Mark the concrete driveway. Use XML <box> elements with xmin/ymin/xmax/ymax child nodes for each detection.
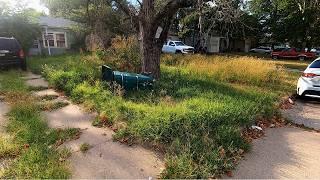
<box><xmin>232</xmin><ymin>96</ymin><xmax>320</xmax><ymax>179</ymax></box>
<box><xmin>233</xmin><ymin>127</ymin><xmax>320</xmax><ymax>179</ymax></box>
<box><xmin>282</xmin><ymin>96</ymin><xmax>320</xmax><ymax>130</ymax></box>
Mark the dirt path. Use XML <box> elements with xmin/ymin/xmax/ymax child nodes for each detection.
<box><xmin>233</xmin><ymin>97</ymin><xmax>320</xmax><ymax>179</ymax></box>
<box><xmin>24</xmin><ymin>73</ymin><xmax>164</xmax><ymax>179</ymax></box>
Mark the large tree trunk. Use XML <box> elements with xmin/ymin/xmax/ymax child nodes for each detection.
<box><xmin>139</xmin><ymin>22</ymin><xmax>162</xmax><ymax>78</ymax></box>
<box><xmin>114</xmin><ymin>0</ymin><xmax>195</xmax><ymax>79</ymax></box>
<box><xmin>141</xmin><ymin>39</ymin><xmax>161</xmax><ymax>79</ymax></box>
<box><xmin>139</xmin><ymin>0</ymin><xmax>162</xmax><ymax>79</ymax></box>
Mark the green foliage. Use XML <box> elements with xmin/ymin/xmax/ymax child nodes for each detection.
<box><xmin>100</xmin><ymin>36</ymin><xmax>141</xmax><ymax>72</ymax></box>
<box><xmin>0</xmin><ymin>8</ymin><xmax>41</xmax><ymax>51</ymax></box>
<box><xmin>0</xmin><ymin>71</ymin><xmax>28</xmax><ymax>93</ymax></box>
<box><xmin>41</xmin><ymin>0</ymin><xmax>134</xmax><ymax>49</ymax></box>
<box><xmin>79</xmin><ymin>143</ymin><xmax>90</xmax><ymax>153</ymax></box>
<box><xmin>4</xmin><ymin>145</ymin><xmax>70</xmax><ymax>179</ymax></box>
<box><xmin>27</xmin><ymin>53</ymin><xmax>291</xmax><ymax>178</ymax></box>
<box><xmin>250</xmin><ymin>0</ymin><xmax>320</xmax><ymax>47</ymax></box>
<box><xmin>0</xmin><ymin>72</ymin><xmax>72</xmax><ymax>178</ymax></box>
<box><xmin>0</xmin><ymin>135</ymin><xmax>20</xmax><ymax>159</ymax></box>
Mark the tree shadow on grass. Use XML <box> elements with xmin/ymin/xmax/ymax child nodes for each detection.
<box><xmin>125</xmin><ymin>69</ymin><xmax>277</xmax><ymax>107</ymax></box>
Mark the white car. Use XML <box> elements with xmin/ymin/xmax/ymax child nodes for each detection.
<box><xmin>162</xmin><ymin>40</ymin><xmax>194</xmax><ymax>54</ymax></box>
<box><xmin>297</xmin><ymin>58</ymin><xmax>320</xmax><ymax>97</ymax></box>
<box><xmin>249</xmin><ymin>46</ymin><xmax>272</xmax><ymax>54</ymax></box>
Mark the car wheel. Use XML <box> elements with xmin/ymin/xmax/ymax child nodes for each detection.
<box><xmin>299</xmin><ymin>56</ymin><xmax>306</xmax><ymax>61</ymax></box>
<box><xmin>272</xmin><ymin>55</ymin><xmax>278</xmax><ymax>60</ymax></box>
<box><xmin>175</xmin><ymin>50</ymin><xmax>182</xmax><ymax>54</ymax></box>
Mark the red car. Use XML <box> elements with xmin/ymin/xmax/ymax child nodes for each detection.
<box><xmin>271</xmin><ymin>48</ymin><xmax>316</xmax><ymax>61</ymax></box>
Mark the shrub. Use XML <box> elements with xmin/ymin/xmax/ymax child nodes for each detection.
<box><xmin>101</xmin><ymin>36</ymin><xmax>141</xmax><ymax>72</ymax></box>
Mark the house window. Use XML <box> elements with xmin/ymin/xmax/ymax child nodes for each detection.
<box><xmin>43</xmin><ymin>32</ymin><xmax>67</xmax><ymax>48</ymax></box>
<box><xmin>56</xmin><ymin>33</ymin><xmax>66</xmax><ymax>48</ymax></box>
<box><xmin>44</xmin><ymin>33</ymin><xmax>55</xmax><ymax>47</ymax></box>
<box><xmin>32</xmin><ymin>40</ymin><xmax>39</xmax><ymax>48</ymax></box>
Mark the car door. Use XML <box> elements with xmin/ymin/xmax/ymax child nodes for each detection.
<box><xmin>168</xmin><ymin>41</ymin><xmax>176</xmax><ymax>53</ymax></box>
<box><xmin>281</xmin><ymin>48</ymin><xmax>291</xmax><ymax>57</ymax></box>
<box><xmin>162</xmin><ymin>42</ymin><xmax>169</xmax><ymax>53</ymax></box>
<box><xmin>290</xmin><ymin>48</ymin><xmax>299</xmax><ymax>58</ymax></box>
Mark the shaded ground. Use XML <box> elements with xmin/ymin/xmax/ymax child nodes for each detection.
<box><xmin>233</xmin><ymin>127</ymin><xmax>320</xmax><ymax>179</ymax></box>
<box><xmin>24</xmin><ymin>73</ymin><xmax>164</xmax><ymax>179</ymax></box>
<box><xmin>282</xmin><ymin>96</ymin><xmax>320</xmax><ymax>130</ymax></box>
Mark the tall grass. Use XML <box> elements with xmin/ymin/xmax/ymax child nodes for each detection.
<box><xmin>27</xmin><ymin>52</ymin><xmax>295</xmax><ymax>178</ymax></box>
<box><xmin>0</xmin><ymin>71</ymin><xmax>79</xmax><ymax>178</ymax></box>
<box><xmin>162</xmin><ymin>54</ymin><xmax>286</xmax><ymax>87</ymax></box>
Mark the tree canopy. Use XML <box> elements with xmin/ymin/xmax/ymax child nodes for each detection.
<box><xmin>250</xmin><ymin>0</ymin><xmax>320</xmax><ymax>48</ymax></box>
<box><xmin>0</xmin><ymin>1</ymin><xmax>41</xmax><ymax>51</ymax></box>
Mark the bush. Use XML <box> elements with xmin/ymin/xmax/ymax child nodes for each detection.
<box><xmin>100</xmin><ymin>36</ymin><xmax>141</xmax><ymax>72</ymax></box>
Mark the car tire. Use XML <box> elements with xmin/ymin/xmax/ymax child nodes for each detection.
<box><xmin>175</xmin><ymin>50</ymin><xmax>182</xmax><ymax>54</ymax></box>
<box><xmin>272</xmin><ymin>55</ymin><xmax>278</xmax><ymax>60</ymax></box>
<box><xmin>298</xmin><ymin>56</ymin><xmax>306</xmax><ymax>61</ymax></box>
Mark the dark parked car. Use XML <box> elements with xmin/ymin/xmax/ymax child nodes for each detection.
<box><xmin>0</xmin><ymin>37</ymin><xmax>26</xmax><ymax>70</ymax></box>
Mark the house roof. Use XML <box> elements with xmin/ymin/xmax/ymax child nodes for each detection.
<box><xmin>39</xmin><ymin>16</ymin><xmax>76</xmax><ymax>29</ymax></box>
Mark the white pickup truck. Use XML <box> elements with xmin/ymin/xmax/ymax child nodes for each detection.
<box><xmin>162</xmin><ymin>40</ymin><xmax>195</xmax><ymax>54</ymax></box>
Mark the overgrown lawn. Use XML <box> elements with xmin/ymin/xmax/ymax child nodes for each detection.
<box><xmin>28</xmin><ymin>53</ymin><xmax>299</xmax><ymax>178</ymax></box>
<box><xmin>0</xmin><ymin>71</ymin><xmax>79</xmax><ymax>178</ymax></box>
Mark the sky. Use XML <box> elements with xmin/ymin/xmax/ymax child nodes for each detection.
<box><xmin>1</xmin><ymin>0</ymin><xmax>49</xmax><ymax>14</ymax></box>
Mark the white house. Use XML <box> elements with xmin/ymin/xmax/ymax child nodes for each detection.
<box><xmin>29</xmin><ymin>16</ymin><xmax>77</xmax><ymax>56</ymax></box>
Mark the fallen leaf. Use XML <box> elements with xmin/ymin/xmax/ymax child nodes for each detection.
<box><xmin>24</xmin><ymin>144</ymin><xmax>30</xmax><ymax>149</ymax></box>
<box><xmin>226</xmin><ymin>171</ymin><xmax>233</xmax><ymax>177</ymax></box>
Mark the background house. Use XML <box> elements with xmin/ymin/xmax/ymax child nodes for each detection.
<box><xmin>29</xmin><ymin>16</ymin><xmax>77</xmax><ymax>56</ymax></box>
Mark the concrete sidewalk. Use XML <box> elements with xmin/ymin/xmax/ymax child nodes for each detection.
<box><xmin>24</xmin><ymin>72</ymin><xmax>164</xmax><ymax>179</ymax></box>
<box><xmin>233</xmin><ymin>127</ymin><xmax>320</xmax><ymax>179</ymax></box>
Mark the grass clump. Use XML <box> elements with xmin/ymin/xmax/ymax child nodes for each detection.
<box><xmin>28</xmin><ymin>86</ymin><xmax>48</xmax><ymax>91</ymax></box>
<box><xmin>79</xmin><ymin>143</ymin><xmax>91</xmax><ymax>153</ymax></box>
<box><xmin>39</xmin><ymin>101</ymin><xmax>69</xmax><ymax>111</ymax></box>
<box><xmin>28</xmin><ymin>52</ymin><xmax>299</xmax><ymax>178</ymax></box>
<box><xmin>0</xmin><ymin>135</ymin><xmax>20</xmax><ymax>159</ymax></box>
<box><xmin>3</xmin><ymin>102</ymin><xmax>71</xmax><ymax>178</ymax></box>
<box><xmin>40</xmin><ymin>95</ymin><xmax>59</xmax><ymax>101</ymax></box>
<box><xmin>0</xmin><ymin>71</ymin><xmax>72</xmax><ymax>179</ymax></box>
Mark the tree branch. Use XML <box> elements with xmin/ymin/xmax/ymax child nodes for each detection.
<box><xmin>113</xmin><ymin>0</ymin><xmax>139</xmax><ymax>28</ymax></box>
<box><xmin>153</xmin><ymin>0</ymin><xmax>195</xmax><ymax>25</ymax></box>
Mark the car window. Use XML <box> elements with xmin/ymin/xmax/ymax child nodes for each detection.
<box><xmin>0</xmin><ymin>39</ymin><xmax>20</xmax><ymax>51</ymax></box>
<box><xmin>309</xmin><ymin>60</ymin><xmax>320</xmax><ymax>68</ymax></box>
<box><xmin>175</xmin><ymin>41</ymin><xmax>185</xmax><ymax>46</ymax></box>
<box><xmin>169</xmin><ymin>42</ymin><xmax>175</xmax><ymax>46</ymax></box>
<box><xmin>273</xmin><ymin>48</ymin><xmax>284</xmax><ymax>52</ymax></box>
